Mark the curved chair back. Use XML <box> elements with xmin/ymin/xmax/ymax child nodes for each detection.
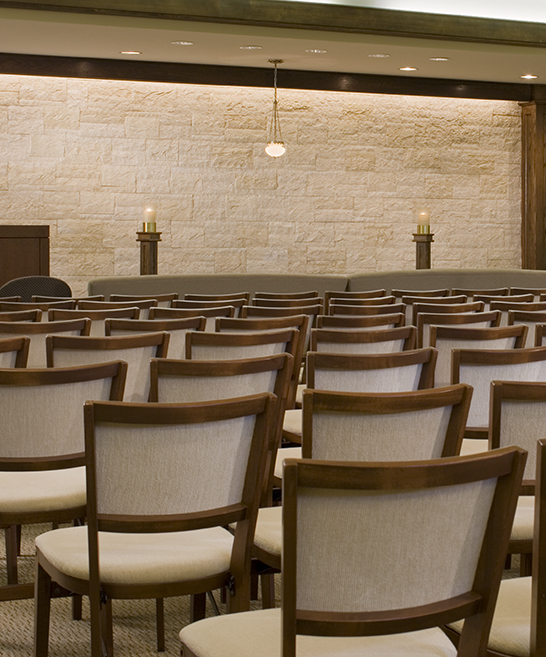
<box><xmin>418</xmin><ymin>309</ymin><xmax>501</xmax><ymax>348</ymax></box>
<box><xmin>508</xmin><ymin>310</ymin><xmax>546</xmax><ymax>346</ymax></box>
<box><xmin>316</xmin><ymin>312</ymin><xmax>405</xmax><ymax>330</ymax></box>
<box><xmin>151</xmin><ymin>305</ymin><xmax>235</xmax><ymax>331</ymax></box>
<box><xmin>0</xmin><ymin>276</ymin><xmax>71</xmax><ymax>302</ymax></box>
<box><xmin>109</xmin><ymin>293</ymin><xmax>178</xmax><ymax>307</ymax></box>
<box><xmin>0</xmin><ymin>335</ymin><xmax>30</xmax><ymax>368</ymax></box>
<box><xmin>49</xmin><ymin>307</ymin><xmax>140</xmax><ymax>336</ymax></box>
<box><xmin>310</xmin><ymin>326</ymin><xmax>416</xmax><ymax>353</ymax></box>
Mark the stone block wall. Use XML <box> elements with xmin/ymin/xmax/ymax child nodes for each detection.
<box><xmin>0</xmin><ymin>74</ymin><xmax>521</xmax><ymax>296</ymax></box>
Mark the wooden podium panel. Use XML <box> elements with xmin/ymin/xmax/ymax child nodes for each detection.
<box><xmin>0</xmin><ymin>225</ymin><xmax>49</xmax><ymax>288</ymax></box>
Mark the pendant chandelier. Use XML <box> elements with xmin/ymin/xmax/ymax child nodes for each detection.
<box><xmin>265</xmin><ymin>59</ymin><xmax>286</xmax><ymax>158</ymax></box>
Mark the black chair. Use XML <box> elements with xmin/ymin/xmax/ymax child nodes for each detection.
<box><xmin>0</xmin><ymin>276</ymin><xmax>72</xmax><ymax>302</ymax></box>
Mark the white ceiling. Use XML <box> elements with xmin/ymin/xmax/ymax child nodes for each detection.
<box><xmin>1</xmin><ymin>7</ymin><xmax>545</xmax><ymax>85</ymax></box>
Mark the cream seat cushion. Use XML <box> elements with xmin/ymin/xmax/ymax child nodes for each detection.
<box><xmin>511</xmin><ymin>496</ymin><xmax>534</xmax><ymax>541</ymax></box>
<box><xmin>459</xmin><ymin>439</ymin><xmax>489</xmax><ymax>456</ymax></box>
<box><xmin>180</xmin><ymin>607</ymin><xmax>457</xmax><ymax>657</ymax></box>
<box><xmin>274</xmin><ymin>447</ymin><xmax>301</xmax><ymax>480</ymax></box>
<box><xmin>254</xmin><ymin>506</ymin><xmax>282</xmax><ymax>559</ymax></box>
<box><xmin>448</xmin><ymin>576</ymin><xmax>530</xmax><ymax>657</ymax></box>
<box><xmin>0</xmin><ymin>467</ymin><xmax>86</xmax><ymax>513</ymax></box>
<box><xmin>296</xmin><ymin>383</ymin><xmax>305</xmax><ymax>406</ymax></box>
<box><xmin>283</xmin><ymin>409</ymin><xmax>302</xmax><ymax>437</ymax></box>
<box><xmin>36</xmin><ymin>525</ymin><xmax>233</xmax><ymax>585</ymax></box>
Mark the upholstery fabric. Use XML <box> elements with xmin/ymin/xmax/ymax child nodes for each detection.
<box><xmin>309</xmin><ymin>408</ymin><xmax>451</xmax><ymax>461</ymax></box>
<box><xmin>313</xmin><ymin>364</ymin><xmax>422</xmax><ymax>393</ymax></box>
<box><xmin>459</xmin><ymin>439</ymin><xmax>489</xmax><ymax>456</ymax></box>
<box><xmin>51</xmin><ymin>344</ymin><xmax>157</xmax><ymax>402</ymax></box>
<box><xmin>435</xmin><ymin>336</ymin><xmax>516</xmax><ymax>388</ymax></box>
<box><xmin>421</xmin><ymin>319</ymin><xmax>490</xmax><ymax>348</ymax></box>
<box><xmin>93</xmin><ymin>416</ymin><xmax>255</xmax><ymax>515</ymax></box>
<box><xmin>499</xmin><ymin>400</ymin><xmax>544</xmax><ymax>479</ymax></box>
<box><xmin>461</xmin><ymin>360</ymin><xmax>546</xmax><ymax>427</ymax></box>
<box><xmin>0</xmin><ymin>467</ymin><xmax>85</xmax><ymax>512</ymax></box>
<box><xmin>511</xmin><ymin>496</ymin><xmax>534</xmax><ymax>541</ymax></box>
<box><xmin>315</xmin><ymin>339</ymin><xmax>405</xmax><ymax>354</ymax></box>
<box><xmin>0</xmin><ymin>350</ymin><xmax>17</xmax><ymax>367</ymax></box>
<box><xmin>35</xmin><ymin>525</ymin><xmax>233</xmax><ymax>585</ymax></box>
<box><xmin>448</xmin><ymin>576</ymin><xmax>530</xmax><ymax>657</ymax></box>
<box><xmin>295</xmin><ymin>480</ymin><xmax>496</xmax><ymax>612</ymax></box>
<box><xmin>191</xmin><ymin>340</ymin><xmax>287</xmax><ymax>361</ymax></box>
<box><xmin>253</xmin><ymin>506</ymin><xmax>282</xmax><ymax>558</ymax></box>
<box><xmin>157</xmin><ymin>371</ymin><xmax>277</xmax><ymax>403</ymax></box>
<box><xmin>1</xmin><ymin>329</ymin><xmax>80</xmax><ymax>367</ymax></box>
<box><xmin>111</xmin><ymin>327</ymin><xmax>196</xmax><ymax>358</ymax></box>
<box><xmin>179</xmin><ymin>608</ymin><xmax>457</xmax><ymax>657</ymax></box>
<box><xmin>274</xmin><ymin>446</ymin><xmax>302</xmax><ymax>479</ymax></box>
<box><xmin>0</xmin><ymin>378</ymin><xmax>111</xmax><ymax>458</ymax></box>
<box><xmin>283</xmin><ymin>409</ymin><xmax>303</xmax><ymax>438</ymax></box>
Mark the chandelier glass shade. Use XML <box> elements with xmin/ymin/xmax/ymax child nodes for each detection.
<box><xmin>265</xmin><ymin>59</ymin><xmax>285</xmax><ymax>158</ymax></box>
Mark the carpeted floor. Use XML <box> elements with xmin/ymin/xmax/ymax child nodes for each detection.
<box><xmin>1</xmin><ymin>523</ymin><xmax>277</xmax><ymax>656</ymax></box>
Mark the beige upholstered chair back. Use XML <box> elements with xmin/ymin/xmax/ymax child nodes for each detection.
<box><xmin>106</xmin><ymin>316</ymin><xmax>205</xmax><ymax>359</ymax></box>
<box><xmin>418</xmin><ymin>310</ymin><xmax>501</xmax><ymax>348</ymax></box>
<box><xmin>401</xmin><ymin>295</ymin><xmax>467</xmax><ymax>326</ymax></box>
<box><xmin>49</xmin><ymin>307</ymin><xmax>140</xmax><ymax>336</ymax></box>
<box><xmin>0</xmin><ymin>336</ymin><xmax>30</xmax><ymax>368</ymax></box>
<box><xmin>474</xmin><ymin>293</ymin><xmax>534</xmax><ymax>312</ymax></box>
<box><xmin>454</xmin><ymin>347</ymin><xmax>546</xmax><ymax>430</ymax></box>
<box><xmin>310</xmin><ymin>326</ymin><xmax>415</xmax><ymax>354</ymax></box>
<box><xmin>0</xmin><ymin>319</ymin><xmax>90</xmax><ymax>367</ymax></box>
<box><xmin>302</xmin><ymin>386</ymin><xmax>471</xmax><ymax>462</ymax></box>
<box><xmin>508</xmin><ymin>310</ymin><xmax>546</xmax><ymax>347</ymax></box>
<box><xmin>47</xmin><ymin>333</ymin><xmax>169</xmax><ymax>402</ymax></box>
<box><xmin>430</xmin><ymin>325</ymin><xmax>527</xmax><ymax>388</ymax></box>
<box><xmin>0</xmin><ymin>363</ymin><xmax>125</xmax><ymax>459</ymax></box>
<box><xmin>187</xmin><ymin>328</ymin><xmax>297</xmax><ymax>362</ymax></box>
<box><xmin>307</xmin><ymin>349</ymin><xmax>436</xmax><ymax>393</ymax></box>
<box><xmin>283</xmin><ymin>449</ymin><xmax>525</xmax><ymax>624</ymax></box>
<box><xmin>88</xmin><ymin>395</ymin><xmax>274</xmax><ymax>517</ymax></box>
<box><xmin>150</xmin><ymin>305</ymin><xmax>236</xmax><ymax>331</ymax></box>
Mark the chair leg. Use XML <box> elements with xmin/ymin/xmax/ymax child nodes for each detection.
<box><xmin>99</xmin><ymin>596</ymin><xmax>114</xmax><ymax>657</ymax></box>
<box><xmin>72</xmin><ymin>594</ymin><xmax>83</xmax><ymax>621</ymax></box>
<box><xmin>5</xmin><ymin>525</ymin><xmax>18</xmax><ymax>584</ymax></box>
<box><xmin>156</xmin><ymin>599</ymin><xmax>165</xmax><ymax>652</ymax></box>
<box><xmin>34</xmin><ymin>561</ymin><xmax>52</xmax><ymax>657</ymax></box>
<box><xmin>260</xmin><ymin>573</ymin><xmax>275</xmax><ymax>609</ymax></box>
<box><xmin>520</xmin><ymin>552</ymin><xmax>533</xmax><ymax>576</ymax></box>
<box><xmin>190</xmin><ymin>593</ymin><xmax>206</xmax><ymax>623</ymax></box>
<box><xmin>250</xmin><ymin>567</ymin><xmax>259</xmax><ymax>600</ymax></box>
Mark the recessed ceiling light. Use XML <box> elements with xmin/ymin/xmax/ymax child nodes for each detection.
<box><xmin>120</xmin><ymin>51</ymin><xmax>141</xmax><ymax>55</ymax></box>
<box><xmin>171</xmin><ymin>41</ymin><xmax>194</xmax><ymax>46</ymax></box>
<box><xmin>429</xmin><ymin>57</ymin><xmax>450</xmax><ymax>61</ymax></box>
<box><xmin>368</xmin><ymin>53</ymin><xmax>390</xmax><ymax>58</ymax></box>
<box><xmin>239</xmin><ymin>45</ymin><xmax>263</xmax><ymax>50</ymax></box>
<box><xmin>399</xmin><ymin>67</ymin><xmax>418</xmax><ymax>71</ymax></box>
<box><xmin>521</xmin><ymin>74</ymin><xmax>538</xmax><ymax>79</ymax></box>
<box><xmin>305</xmin><ymin>49</ymin><xmax>328</xmax><ymax>54</ymax></box>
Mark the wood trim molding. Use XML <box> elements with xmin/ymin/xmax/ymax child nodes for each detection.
<box><xmin>2</xmin><ymin>1</ymin><xmax>546</xmax><ymax>49</ymax></box>
<box><xmin>0</xmin><ymin>52</ymin><xmax>536</xmax><ymax>102</ymax></box>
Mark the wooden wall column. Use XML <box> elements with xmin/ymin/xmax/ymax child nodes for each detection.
<box><xmin>521</xmin><ymin>100</ymin><xmax>546</xmax><ymax>269</ymax></box>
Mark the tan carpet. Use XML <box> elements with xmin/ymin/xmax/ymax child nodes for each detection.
<box><xmin>1</xmin><ymin>523</ymin><xmax>277</xmax><ymax>656</ymax></box>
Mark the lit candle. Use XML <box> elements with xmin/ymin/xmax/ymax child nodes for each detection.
<box><xmin>142</xmin><ymin>204</ymin><xmax>157</xmax><ymax>232</ymax></box>
<box><xmin>417</xmin><ymin>208</ymin><xmax>430</xmax><ymax>234</ymax></box>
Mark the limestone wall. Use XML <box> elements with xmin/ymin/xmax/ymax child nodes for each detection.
<box><xmin>0</xmin><ymin>74</ymin><xmax>521</xmax><ymax>296</ymax></box>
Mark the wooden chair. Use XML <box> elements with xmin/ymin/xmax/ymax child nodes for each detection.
<box><xmin>35</xmin><ymin>393</ymin><xmax>276</xmax><ymax>657</ymax></box>
<box><xmin>49</xmin><ymin>306</ymin><xmax>140</xmax><ymax>336</ymax></box>
<box><xmin>0</xmin><ymin>296</ymin><xmax>21</xmax><ymax>302</ymax></box>
<box><xmin>430</xmin><ymin>324</ymin><xmax>528</xmax><ymax>389</ymax></box>
<box><xmin>418</xmin><ymin>309</ymin><xmax>501</xmax><ymax>348</ymax></box>
<box><xmin>452</xmin><ymin>286</ymin><xmax>509</xmax><ymax>299</ymax></box>
<box><xmin>0</xmin><ymin>361</ymin><xmax>126</xmax><ymax>601</ymax></box>
<box><xmin>316</xmin><ymin>312</ymin><xmax>406</xmax><ymax>330</ymax></box>
<box><xmin>32</xmin><ymin>295</ymin><xmax>105</xmax><ymax>302</ymax></box>
<box><xmin>412</xmin><ymin>300</ymin><xmax>484</xmax><ymax>328</ymax></box>
<box><xmin>452</xmin><ymin>346</ymin><xmax>546</xmax><ymax>441</ymax></box>
<box><xmin>77</xmin><ymin>299</ymin><xmax>158</xmax><ymax>319</ymax></box>
<box><xmin>185</xmin><ymin>291</ymin><xmax>250</xmax><ymax>304</ymax></box>
<box><xmin>324</xmin><ymin>288</ymin><xmax>386</xmax><ymax>312</ymax></box>
<box><xmin>216</xmin><ymin>315</ymin><xmax>309</xmax><ymax>409</ymax></box>
<box><xmin>445</xmin><ymin>438</ymin><xmax>546</xmax><ymax>657</ymax></box>
<box><xmin>106</xmin><ymin>316</ymin><xmax>206</xmax><ymax>359</ymax></box>
<box><xmin>326</xmin><ymin>295</ymin><xmax>396</xmax><ymax>306</ymax></box>
<box><xmin>508</xmin><ymin>310</ymin><xmax>546</xmax><ymax>347</ymax></box>
<box><xmin>173</xmin><ymin>298</ymin><xmax>247</xmax><ymax>318</ymax></box>
<box><xmin>0</xmin><ymin>335</ymin><xmax>30</xmax><ymax>367</ymax></box>
<box><xmin>392</xmin><ymin>287</ymin><xmax>449</xmax><ymax>300</ymax></box>
<box><xmin>0</xmin><ymin>309</ymin><xmax>42</xmax><ymax>322</ymax></box>
<box><xmin>474</xmin><ymin>293</ymin><xmax>534</xmax><ymax>311</ymax></box>
<box><xmin>181</xmin><ymin>447</ymin><xmax>525</xmax><ymax>657</ymax></box>
<box><xmin>253</xmin><ymin>290</ymin><xmax>318</xmax><ymax>300</ymax></box>
<box><xmin>402</xmin><ymin>295</ymin><xmax>468</xmax><ymax>326</ymax></box>
<box><xmin>491</xmin><ymin>300</ymin><xmax>546</xmax><ymax>327</ymax></box>
<box><xmin>256</xmin><ymin>384</ymin><xmax>474</xmax><ymax>593</ymax></box>
<box><xmin>536</xmin><ymin>323</ymin><xmax>546</xmax><ymax>346</ymax></box>
<box><xmin>0</xmin><ymin>318</ymin><xmax>91</xmax><ymax>367</ymax></box>
<box><xmin>46</xmin><ymin>332</ymin><xmax>169</xmax><ymax>402</ymax></box>
<box><xmin>511</xmin><ymin>286</ymin><xmax>546</xmax><ymax>299</ymax></box>
<box><xmin>329</xmin><ymin>302</ymin><xmax>406</xmax><ymax>317</ymax></box>
<box><xmin>150</xmin><ymin>353</ymin><xmax>293</xmax><ymax>506</ymax></box>
<box><xmin>251</xmin><ymin>297</ymin><xmax>324</xmax><ymax>310</ymax></box>
<box><xmin>0</xmin><ymin>300</ymin><xmax>76</xmax><ymax>313</ymax></box>
<box><xmin>310</xmin><ymin>326</ymin><xmax>416</xmax><ymax>353</ymax></box>
<box><xmin>109</xmin><ymin>292</ymin><xmax>178</xmax><ymax>306</ymax></box>
<box><xmin>280</xmin><ymin>347</ymin><xmax>437</xmax><ymax>449</ymax></box>
<box><xmin>151</xmin><ymin>305</ymin><xmax>236</xmax><ymax>331</ymax></box>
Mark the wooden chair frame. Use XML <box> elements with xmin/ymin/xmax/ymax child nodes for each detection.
<box><xmin>412</xmin><ymin>301</ymin><xmax>485</xmax><ymax>327</ymax></box>
<box><xmin>511</xmin><ymin>287</ymin><xmax>546</xmax><ymax>297</ymax></box>
<box><xmin>0</xmin><ymin>335</ymin><xmax>30</xmax><ymax>367</ymax></box>
<box><xmin>324</xmin><ymin>289</ymin><xmax>387</xmax><ymax>312</ymax></box>
<box><xmin>184</xmin><ymin>292</ymin><xmax>250</xmax><ymax>303</ymax></box>
<box><xmin>451</xmin><ymin>287</ymin><xmax>509</xmax><ymax>298</ymax></box>
<box><xmin>0</xmin><ymin>309</ymin><xmax>41</xmax><ymax>322</ymax></box>
<box><xmin>251</xmin><ymin>297</ymin><xmax>323</xmax><ymax>309</ymax></box>
<box><xmin>325</xmin><ymin>295</ymin><xmax>395</xmax><ymax>306</ymax></box>
<box><xmin>173</xmin><ymin>298</ymin><xmax>247</xmax><ymax>311</ymax></box>
<box><xmin>150</xmin><ymin>306</ymin><xmax>235</xmax><ymax>321</ymax></box>
<box><xmin>76</xmin><ymin>299</ymin><xmax>158</xmax><ymax>311</ymax></box>
<box><xmin>253</xmin><ymin>290</ymin><xmax>319</xmax><ymax>300</ymax></box>
<box><xmin>310</xmin><ymin>326</ymin><xmax>416</xmax><ymax>352</ymax></box>
<box><xmin>49</xmin><ymin>307</ymin><xmax>140</xmax><ymax>326</ymax></box>
<box><xmin>475</xmin><ymin>294</ymin><xmax>534</xmax><ymax>305</ymax></box>
<box><xmin>109</xmin><ymin>293</ymin><xmax>178</xmax><ymax>304</ymax></box>
<box><xmin>0</xmin><ymin>300</ymin><xmax>76</xmax><ymax>312</ymax></box>
<box><xmin>418</xmin><ymin>310</ymin><xmax>501</xmax><ymax>349</ymax></box>
<box><xmin>35</xmin><ymin>394</ymin><xmax>276</xmax><ymax>657</ymax></box>
<box><xmin>392</xmin><ymin>288</ymin><xmax>449</xmax><ymax>298</ymax></box>
<box><xmin>106</xmin><ymin>316</ymin><xmax>206</xmax><ymax>335</ymax></box>
<box><xmin>316</xmin><ymin>312</ymin><xmax>406</xmax><ymax>329</ymax></box>
<box><xmin>32</xmin><ymin>295</ymin><xmax>105</xmax><ymax>302</ymax></box>
<box><xmin>329</xmin><ymin>302</ymin><xmax>406</xmax><ymax>317</ymax></box>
